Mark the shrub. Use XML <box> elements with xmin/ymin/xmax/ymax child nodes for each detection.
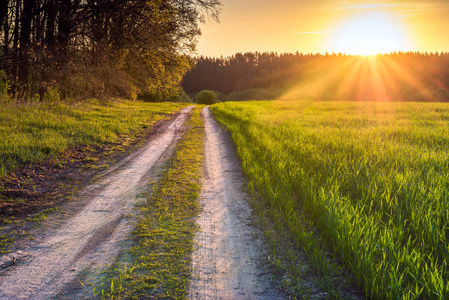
<box><xmin>138</xmin><ymin>87</ymin><xmax>192</xmax><ymax>103</ymax></box>
<box><xmin>139</xmin><ymin>90</ymin><xmax>164</xmax><ymax>102</ymax></box>
<box><xmin>43</xmin><ymin>87</ymin><xmax>61</xmax><ymax>104</ymax></box>
<box><xmin>129</xmin><ymin>85</ymin><xmax>139</xmax><ymax>101</ymax></box>
<box><xmin>213</xmin><ymin>90</ymin><xmax>226</xmax><ymax>102</ymax></box>
<box><xmin>0</xmin><ymin>70</ymin><xmax>10</xmax><ymax>101</ymax></box>
<box><xmin>196</xmin><ymin>90</ymin><xmax>218</xmax><ymax>105</ymax></box>
<box><xmin>173</xmin><ymin>90</ymin><xmax>193</xmax><ymax>103</ymax></box>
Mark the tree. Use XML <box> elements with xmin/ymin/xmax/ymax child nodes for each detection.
<box><xmin>0</xmin><ymin>0</ymin><xmax>222</xmax><ymax>100</ymax></box>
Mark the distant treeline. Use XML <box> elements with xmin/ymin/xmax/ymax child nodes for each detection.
<box><xmin>182</xmin><ymin>52</ymin><xmax>449</xmax><ymax>102</ymax></box>
<box><xmin>0</xmin><ymin>0</ymin><xmax>220</xmax><ymax>102</ymax></box>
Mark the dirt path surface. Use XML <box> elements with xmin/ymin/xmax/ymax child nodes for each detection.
<box><xmin>0</xmin><ymin>106</ymin><xmax>193</xmax><ymax>299</ymax></box>
<box><xmin>189</xmin><ymin>107</ymin><xmax>286</xmax><ymax>299</ymax></box>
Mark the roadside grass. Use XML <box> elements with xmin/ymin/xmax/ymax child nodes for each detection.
<box><xmin>211</xmin><ymin>100</ymin><xmax>449</xmax><ymax>299</ymax></box>
<box><xmin>98</xmin><ymin>106</ymin><xmax>204</xmax><ymax>299</ymax></box>
<box><xmin>0</xmin><ymin>98</ymin><xmax>186</xmax><ymax>177</ymax></box>
<box><xmin>252</xmin><ymin>191</ymin><xmax>354</xmax><ymax>299</ymax></box>
<box><xmin>0</xmin><ymin>99</ymin><xmax>186</xmax><ymax>254</ymax></box>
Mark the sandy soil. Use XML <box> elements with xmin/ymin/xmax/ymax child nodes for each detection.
<box><xmin>188</xmin><ymin>107</ymin><xmax>286</xmax><ymax>299</ymax></box>
<box><xmin>0</xmin><ymin>106</ymin><xmax>193</xmax><ymax>299</ymax></box>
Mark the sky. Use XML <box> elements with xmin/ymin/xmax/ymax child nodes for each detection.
<box><xmin>196</xmin><ymin>0</ymin><xmax>449</xmax><ymax>57</ymax></box>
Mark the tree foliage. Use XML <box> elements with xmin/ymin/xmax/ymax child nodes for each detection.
<box><xmin>0</xmin><ymin>0</ymin><xmax>221</xmax><ymax>101</ymax></box>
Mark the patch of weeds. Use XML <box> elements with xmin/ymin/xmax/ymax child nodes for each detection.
<box><xmin>0</xmin><ymin>234</ymin><xmax>16</xmax><ymax>254</ymax></box>
<box><xmin>83</xmin><ymin>157</ymin><xmax>98</xmax><ymax>162</ymax></box>
<box><xmin>89</xmin><ymin>263</ymin><xmax>133</xmax><ymax>298</ymax></box>
<box><xmin>2</xmin><ymin>197</ymin><xmax>27</xmax><ymax>204</ymax></box>
<box><xmin>26</xmin><ymin>207</ymin><xmax>58</xmax><ymax>223</ymax></box>
<box><xmin>99</xmin><ymin>106</ymin><xmax>205</xmax><ymax>299</ymax></box>
<box><xmin>2</xmin><ymin>216</ymin><xmax>18</xmax><ymax>224</ymax></box>
<box><xmin>83</xmin><ymin>164</ymin><xmax>110</xmax><ymax>170</ymax></box>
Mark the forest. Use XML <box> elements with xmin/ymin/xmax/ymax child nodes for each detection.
<box><xmin>182</xmin><ymin>51</ymin><xmax>449</xmax><ymax>102</ymax></box>
<box><xmin>0</xmin><ymin>0</ymin><xmax>220</xmax><ymax>102</ymax></box>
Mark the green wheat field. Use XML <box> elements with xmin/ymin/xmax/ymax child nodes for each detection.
<box><xmin>211</xmin><ymin>100</ymin><xmax>449</xmax><ymax>299</ymax></box>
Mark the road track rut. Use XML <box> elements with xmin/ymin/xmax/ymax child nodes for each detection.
<box><xmin>189</xmin><ymin>107</ymin><xmax>285</xmax><ymax>299</ymax></box>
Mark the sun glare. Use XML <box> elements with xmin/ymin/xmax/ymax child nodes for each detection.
<box><xmin>331</xmin><ymin>12</ymin><xmax>410</xmax><ymax>56</ymax></box>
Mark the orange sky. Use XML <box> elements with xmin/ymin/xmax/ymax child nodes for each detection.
<box><xmin>197</xmin><ymin>0</ymin><xmax>449</xmax><ymax>57</ymax></box>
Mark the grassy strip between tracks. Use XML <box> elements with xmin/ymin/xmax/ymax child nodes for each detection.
<box><xmin>98</xmin><ymin>106</ymin><xmax>204</xmax><ymax>299</ymax></box>
<box><xmin>211</xmin><ymin>100</ymin><xmax>449</xmax><ymax>300</ymax></box>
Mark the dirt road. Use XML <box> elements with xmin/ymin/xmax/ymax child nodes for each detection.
<box><xmin>0</xmin><ymin>105</ymin><xmax>284</xmax><ymax>299</ymax></box>
<box><xmin>189</xmin><ymin>107</ymin><xmax>285</xmax><ymax>299</ymax></box>
<box><xmin>0</xmin><ymin>106</ymin><xmax>193</xmax><ymax>299</ymax></box>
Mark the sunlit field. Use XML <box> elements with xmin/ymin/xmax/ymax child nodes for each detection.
<box><xmin>211</xmin><ymin>100</ymin><xmax>449</xmax><ymax>299</ymax></box>
<box><xmin>0</xmin><ymin>99</ymin><xmax>186</xmax><ymax>175</ymax></box>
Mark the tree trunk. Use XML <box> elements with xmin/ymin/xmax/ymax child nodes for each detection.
<box><xmin>12</xmin><ymin>0</ymin><xmax>21</xmax><ymax>97</ymax></box>
<box><xmin>44</xmin><ymin>0</ymin><xmax>56</xmax><ymax>46</ymax></box>
<box><xmin>0</xmin><ymin>0</ymin><xmax>9</xmax><ymax>57</ymax></box>
<box><xmin>17</xmin><ymin>0</ymin><xmax>35</xmax><ymax>101</ymax></box>
<box><xmin>0</xmin><ymin>0</ymin><xmax>9</xmax><ymax>31</ymax></box>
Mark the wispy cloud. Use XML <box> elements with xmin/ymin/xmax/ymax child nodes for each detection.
<box><xmin>387</xmin><ymin>2</ymin><xmax>449</xmax><ymax>19</ymax></box>
<box><xmin>334</xmin><ymin>1</ymin><xmax>449</xmax><ymax>18</ymax></box>
<box><xmin>291</xmin><ymin>31</ymin><xmax>331</xmax><ymax>35</ymax></box>
<box><xmin>337</xmin><ymin>1</ymin><xmax>449</xmax><ymax>13</ymax></box>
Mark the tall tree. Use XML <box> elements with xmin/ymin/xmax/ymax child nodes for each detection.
<box><xmin>17</xmin><ymin>0</ymin><xmax>35</xmax><ymax>100</ymax></box>
<box><xmin>0</xmin><ymin>0</ymin><xmax>222</xmax><ymax>100</ymax></box>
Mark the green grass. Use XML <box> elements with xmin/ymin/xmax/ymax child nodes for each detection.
<box><xmin>211</xmin><ymin>100</ymin><xmax>449</xmax><ymax>300</ymax></box>
<box><xmin>0</xmin><ymin>99</ymin><xmax>187</xmax><ymax>176</ymax></box>
<box><xmin>99</xmin><ymin>106</ymin><xmax>204</xmax><ymax>299</ymax></box>
<box><xmin>25</xmin><ymin>207</ymin><xmax>57</xmax><ymax>223</ymax></box>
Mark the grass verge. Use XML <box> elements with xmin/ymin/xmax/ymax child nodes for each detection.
<box><xmin>98</xmin><ymin>106</ymin><xmax>204</xmax><ymax>299</ymax></box>
<box><xmin>0</xmin><ymin>99</ymin><xmax>186</xmax><ymax>253</ymax></box>
<box><xmin>0</xmin><ymin>98</ymin><xmax>186</xmax><ymax>176</ymax></box>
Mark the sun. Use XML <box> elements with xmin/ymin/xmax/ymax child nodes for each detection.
<box><xmin>330</xmin><ymin>12</ymin><xmax>410</xmax><ymax>56</ymax></box>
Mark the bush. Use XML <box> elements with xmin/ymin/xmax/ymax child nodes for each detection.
<box><xmin>213</xmin><ymin>90</ymin><xmax>226</xmax><ymax>102</ymax></box>
<box><xmin>0</xmin><ymin>70</ymin><xmax>10</xmax><ymax>101</ymax></box>
<box><xmin>139</xmin><ymin>90</ymin><xmax>164</xmax><ymax>102</ymax></box>
<box><xmin>174</xmin><ymin>91</ymin><xmax>193</xmax><ymax>103</ymax></box>
<box><xmin>138</xmin><ymin>87</ymin><xmax>192</xmax><ymax>103</ymax></box>
<box><xmin>196</xmin><ymin>90</ymin><xmax>218</xmax><ymax>105</ymax></box>
<box><xmin>43</xmin><ymin>87</ymin><xmax>61</xmax><ymax>104</ymax></box>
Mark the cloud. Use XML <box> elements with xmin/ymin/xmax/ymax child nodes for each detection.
<box><xmin>390</xmin><ymin>2</ymin><xmax>449</xmax><ymax>18</ymax></box>
<box><xmin>337</xmin><ymin>1</ymin><xmax>449</xmax><ymax>13</ymax></box>
<box><xmin>332</xmin><ymin>1</ymin><xmax>449</xmax><ymax>19</ymax></box>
